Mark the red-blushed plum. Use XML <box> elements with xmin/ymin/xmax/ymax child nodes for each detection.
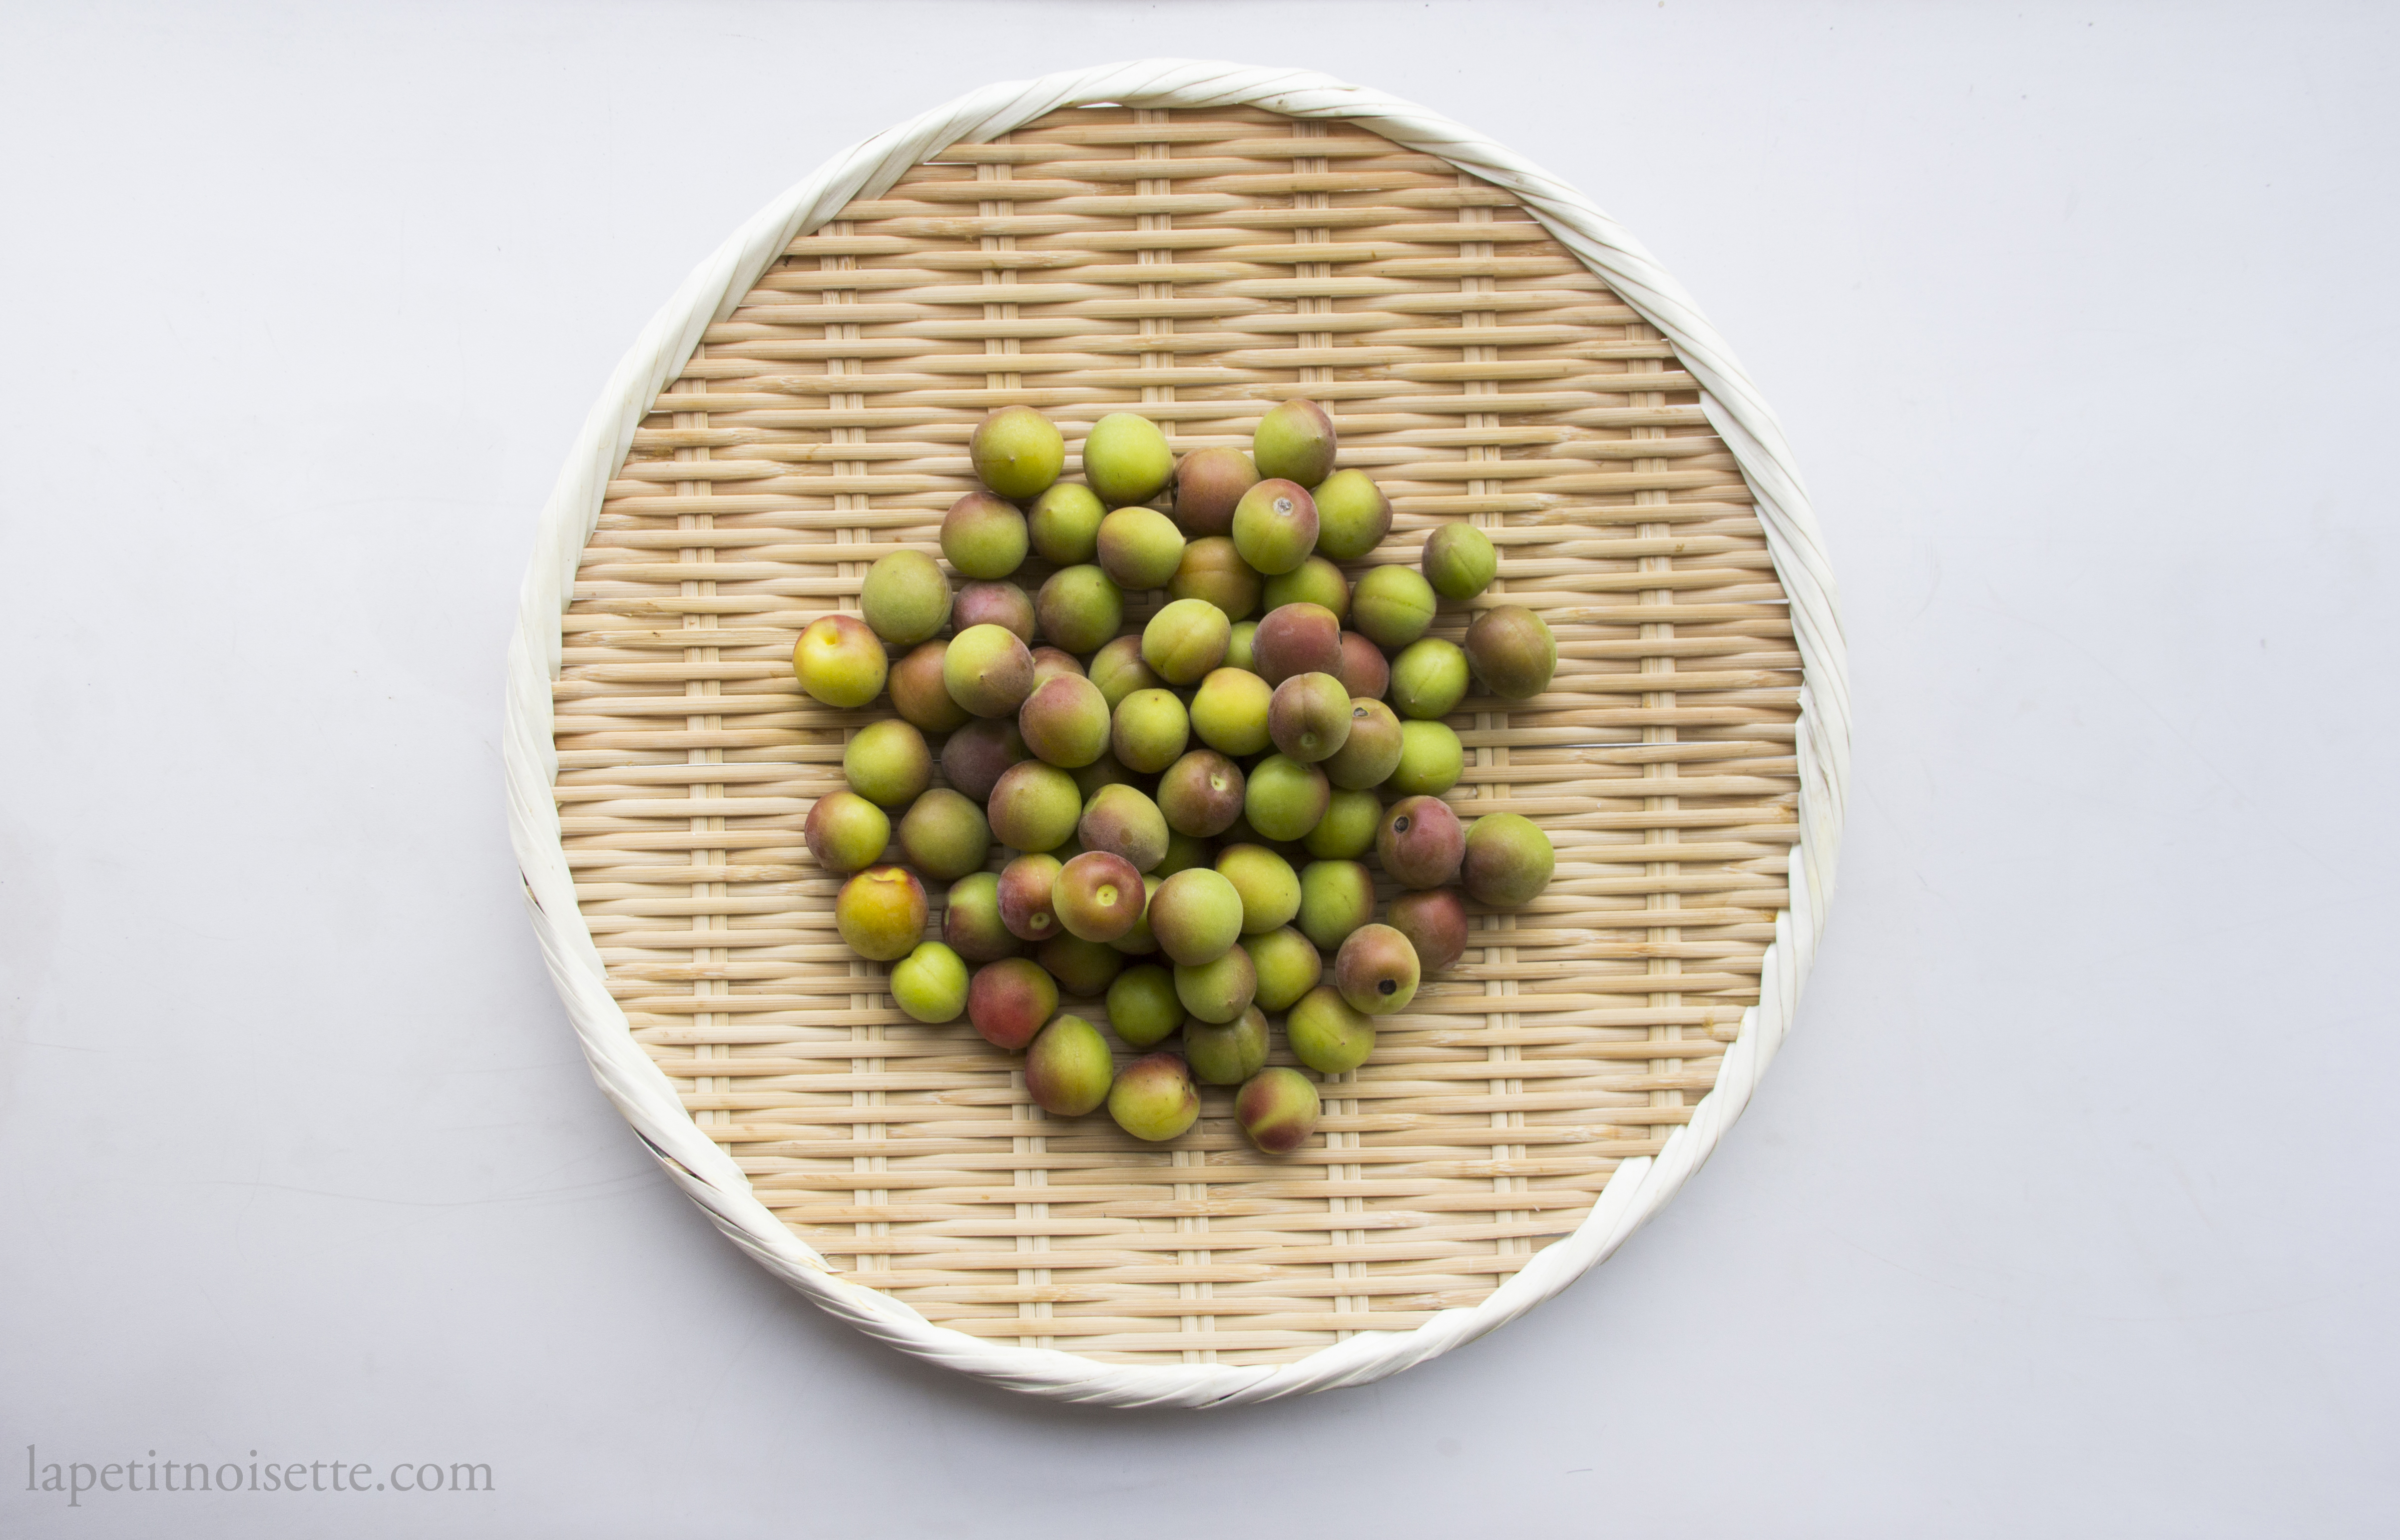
<box><xmin>967</xmin><ymin>957</ymin><xmax>1058</xmax><ymax>1050</ymax></box>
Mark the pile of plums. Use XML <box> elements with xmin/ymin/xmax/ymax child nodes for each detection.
<box><xmin>795</xmin><ymin>403</ymin><xmax>1558</xmax><ymax>1153</ymax></box>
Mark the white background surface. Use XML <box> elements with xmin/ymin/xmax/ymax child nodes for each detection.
<box><xmin>2</xmin><ymin>2</ymin><xmax>2394</xmax><ymax>1534</ymax></box>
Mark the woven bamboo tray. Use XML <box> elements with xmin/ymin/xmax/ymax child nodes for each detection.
<box><xmin>504</xmin><ymin>61</ymin><xmax>1847</xmax><ymax>1408</ymax></box>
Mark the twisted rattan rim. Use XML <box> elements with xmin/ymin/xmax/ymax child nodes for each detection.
<box><xmin>503</xmin><ymin>59</ymin><xmax>1849</xmax><ymax>1407</ymax></box>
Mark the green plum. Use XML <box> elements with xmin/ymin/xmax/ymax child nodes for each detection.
<box><xmin>1334</xmin><ymin>631</ymin><xmax>1389</xmax><ymax>700</ymax></box>
<box><xmin>968</xmin><ymin>956</ymin><xmax>1058</xmax><ymax>1049</ymax></box>
<box><xmin>1184</xmin><ymin>1004</ymin><xmax>1267</xmax><ymax>1085</ymax></box>
<box><xmin>1387</xmin><ymin>887</ymin><xmax>1470</xmax><ymax>972</ymax></box>
<box><xmin>1140</xmin><ymin>597</ymin><xmax>1231</xmax><ymax>686</ymax></box>
<box><xmin>1262</xmin><ymin>556</ymin><xmax>1349</xmax><ymax>620</ymax></box>
<box><xmin>836</xmin><ymin>866</ymin><xmax>928</xmax><ymax>962</ymax></box>
<box><xmin>997</xmin><ymin>852</ymin><xmax>1065</xmax><ymax>942</ymax></box>
<box><xmin>1172</xmin><ymin>445</ymin><xmax>1259</xmax><ymax>537</ymax></box>
<box><xmin>1079</xmin><ymin>782</ymin><xmax>1170</xmax><ymax>871</ymax></box>
<box><xmin>898</xmin><ymin>787</ymin><xmax>991</xmax><ymax>882</ymax></box>
<box><xmin>1034</xmin><ymin>564</ymin><xmax>1124</xmax><ymax>656</ymax></box>
<box><xmin>844</xmin><ymin>718</ymin><xmax>932</xmax><ymax>808</ymax></box>
<box><xmin>1303</xmin><ymin>785</ymin><xmax>1382</xmax><ymax>859</ymax></box>
<box><xmin>1244</xmin><ymin>754</ymin><xmax>1331</xmax><ymax>843</ymax></box>
<box><xmin>1423</xmin><ymin>521</ymin><xmax>1497</xmax><ymax>599</ymax></box>
<box><xmin>1269</xmin><ymin>672</ymin><xmax>1352</xmax><ymax>764</ymax></box>
<box><xmin>1296</xmin><ymin>859</ymin><xmax>1376</xmax><ymax>953</ymax></box>
<box><xmin>1463</xmin><ymin>605</ymin><xmax>1558</xmax><ymax>699</ymax></box>
<box><xmin>1087</xmin><ymin>634</ymin><xmax>1160</xmax><ymax>709</ymax></box>
<box><xmin>1335</xmin><ymin>923</ymin><xmax>1420</xmax><ymax>1015</ymax></box>
<box><xmin>1028</xmin><ymin>481</ymin><xmax>1105</xmax><ymax>565</ymax></box>
<box><xmin>1385</xmin><ymin>720</ymin><xmax>1464</xmax><ymax>797</ymax></box>
<box><xmin>1389</xmin><ymin>637</ymin><xmax>1469</xmax><ymax>720</ymax></box>
<box><xmin>1018</xmin><ymin>672</ymin><xmax>1111</xmax><ymax>769</ymax></box>
<box><xmin>985</xmin><ymin>760</ymin><xmax>1081</xmax><ymax>852</ymax></box>
<box><xmin>1175</xmin><ymin>944</ymin><xmax>1257</xmax><ymax>1026</ymax></box>
<box><xmin>1106</xmin><ymin>963</ymin><xmax>1185</xmax><ymax>1047</ymax></box>
<box><xmin>1376</xmin><ymin>795</ymin><xmax>1464</xmax><ymax>890</ymax></box>
<box><xmin>1167</xmin><ymin>535</ymin><xmax>1262</xmax><ymax>620</ymax></box>
<box><xmin>805</xmin><ymin>789</ymin><xmax>891</xmax><ymax>874</ymax></box>
<box><xmin>1247</xmin><ymin>924</ymin><xmax>1324</xmax><ymax>1012</ymax></box>
<box><xmin>1111</xmin><ymin>687</ymin><xmax>1189</xmax><ymax>774</ymax></box>
<box><xmin>1147</xmin><ymin>867</ymin><xmax>1244</xmax><ymax>967</ymax></box>
<box><xmin>1024</xmin><ymin>1014</ymin><xmax>1114</xmax><ymax>1116</ymax></box>
<box><xmin>1154</xmin><ymin>830</ymin><xmax>1212</xmax><ymax>878</ymax></box>
<box><xmin>1225</xmin><ymin>620</ymin><xmax>1259</xmax><ymax>673</ymax></box>
<box><xmin>1110</xmin><ymin>874</ymin><xmax>1164</xmax><ymax>956</ymax></box>
<box><xmin>890</xmin><ymin>639</ymin><xmax>970</xmax><ymax>733</ymax></box>
<box><xmin>1252</xmin><ymin>399</ymin><xmax>1336</xmax><ymax>486</ymax></box>
<box><xmin>943</xmin><ymin>623</ymin><xmax>1034</xmax><ymax>718</ymax></box>
<box><xmin>1070</xmin><ymin>752</ymin><xmax>1137</xmax><ymax>802</ymax></box>
<box><xmin>1053</xmin><ymin>851</ymin><xmax>1146</xmax><ymax>944</ymax></box>
<box><xmin>943</xmin><ymin>871</ymin><xmax>1019</xmax><ymax>962</ymax></box>
<box><xmin>1031</xmin><ymin>647</ymin><xmax>1084</xmax><ymax>686</ymax></box>
<box><xmin>1108</xmin><ymin>1051</ymin><xmax>1199</xmax><ymax>1141</ymax></box>
<box><xmin>1156</xmin><ymin>749</ymin><xmax>1245</xmax><ymax>838</ymax></box>
<box><xmin>1230</xmin><ymin>479</ymin><xmax>1319</xmax><ymax>575</ymax></box>
<box><xmin>1082</xmin><ymin>412</ymin><xmax>1175</xmax><ymax>508</ymax></box>
<box><xmin>1461</xmin><ymin>813</ymin><xmax>1556</xmax><ymax>907</ymax></box>
<box><xmin>891</xmin><ymin>941</ymin><xmax>970</xmax><ymax>1023</ymax></box>
<box><xmin>1311</xmin><ymin>469</ymin><xmax>1392</xmax><ymax>560</ymax></box>
<box><xmin>1235</xmin><ymin>1066</ymin><xmax>1321</xmax><ymax>1153</ymax></box>
<box><xmin>1350</xmin><ymin>564</ymin><xmax>1437</xmax><ymax>649</ymax></box>
<box><xmin>1096</xmin><ymin>505</ymin><xmax>1186</xmax><ymax>591</ymax></box>
<box><xmin>941</xmin><ymin>491</ymin><xmax>1029</xmax><ymax>580</ymax></box>
<box><xmin>1252</xmin><ymin>601</ymin><xmax>1342</xmax><ymax>685</ymax></box>
<box><xmin>1286</xmin><ymin>985</ymin><xmax>1375</xmax><ymax>1075</ymax></box>
<box><xmin>860</xmin><ymin>548</ymin><xmax>951</xmax><ymax>645</ymax></box>
<box><xmin>939</xmin><ymin>717</ymin><xmax>1026</xmax><ymax>802</ymax></box>
<box><xmin>1189</xmin><ymin>667</ymin><xmax>1273</xmax><ymax>757</ymax></box>
<box><xmin>792</xmin><ymin>613</ymin><xmax>887</xmax><ymax>709</ymax></box>
<box><xmin>971</xmin><ymin>405</ymin><xmax>1065</xmax><ymax>501</ymax></box>
<box><xmin>954</xmin><ymin>579</ymin><xmax>1035</xmax><ymax>642</ymax></box>
<box><xmin>1323</xmin><ymin>698</ymin><xmax>1403</xmax><ymax>791</ymax></box>
<box><xmin>1035</xmin><ymin>933</ymin><xmax>1123</xmax><ymax>997</ymax></box>
<box><xmin>1216</xmin><ymin>843</ymin><xmax>1301</xmax><ymax>935</ymax></box>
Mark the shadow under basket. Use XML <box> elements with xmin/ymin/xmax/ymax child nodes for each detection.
<box><xmin>507</xmin><ymin>61</ymin><xmax>1847</xmax><ymax>1409</ymax></box>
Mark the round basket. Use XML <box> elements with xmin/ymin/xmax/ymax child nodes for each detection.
<box><xmin>504</xmin><ymin>60</ymin><xmax>1847</xmax><ymax>1408</ymax></box>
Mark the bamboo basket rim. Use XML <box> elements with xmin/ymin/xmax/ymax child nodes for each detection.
<box><xmin>504</xmin><ymin>59</ymin><xmax>1849</xmax><ymax>1409</ymax></box>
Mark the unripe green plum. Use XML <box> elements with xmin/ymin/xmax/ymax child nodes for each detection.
<box><xmin>1030</xmin><ymin>647</ymin><xmax>1084</xmax><ymax>686</ymax></box>
<box><xmin>891</xmin><ymin>941</ymin><xmax>970</xmax><ymax>1024</ymax></box>
<box><xmin>1387</xmin><ymin>887</ymin><xmax>1470</xmax><ymax>972</ymax></box>
<box><xmin>939</xmin><ymin>718</ymin><xmax>1026</xmax><ymax>802</ymax></box>
<box><xmin>1286</xmin><ymin>985</ymin><xmax>1375</xmax><ymax>1075</ymax></box>
<box><xmin>1147</xmin><ymin>866</ymin><xmax>1245</xmax><ymax>967</ymax></box>
<box><xmin>1230</xmin><ymin>479</ymin><xmax>1319</xmax><ymax>576</ymax></box>
<box><xmin>1171</xmin><ymin>445</ymin><xmax>1259</xmax><ymax>536</ymax></box>
<box><xmin>968</xmin><ymin>956</ymin><xmax>1058</xmax><ymax>1049</ymax></box>
<box><xmin>844</xmin><ymin>718</ymin><xmax>932</xmax><ymax>808</ymax></box>
<box><xmin>1082</xmin><ymin>412</ymin><xmax>1175</xmax><ymax>508</ymax></box>
<box><xmin>1335</xmin><ymin>923</ymin><xmax>1421</xmax><ymax>1015</ymax></box>
<box><xmin>860</xmin><ymin>548</ymin><xmax>952</xmax><ymax>644</ymax></box>
<box><xmin>1167</xmin><ymin>534</ymin><xmax>1262</xmax><ymax>621</ymax></box>
<box><xmin>1024</xmin><ymin>1014</ymin><xmax>1114</xmax><ymax>1116</ymax></box>
<box><xmin>1304</xmin><ymin>785</ymin><xmax>1382</xmax><ymax>860</ymax></box>
<box><xmin>1185</xmin><ymin>1004</ymin><xmax>1268</xmax><ymax>1085</ymax></box>
<box><xmin>1252</xmin><ymin>399</ymin><xmax>1336</xmax><ymax>487</ymax></box>
<box><xmin>890</xmin><ymin>640</ymin><xmax>971</xmax><ymax>733</ymax></box>
<box><xmin>1140</xmin><ymin>597</ymin><xmax>1231</xmax><ymax>686</ymax></box>
<box><xmin>1385</xmin><ymin>720</ymin><xmax>1464</xmax><ymax>798</ymax></box>
<box><xmin>1087</xmin><ymin>635</ymin><xmax>1160</xmax><ymax>709</ymax></box>
<box><xmin>985</xmin><ymin>759</ymin><xmax>1081</xmax><ymax>852</ymax></box>
<box><xmin>1053</xmin><ymin>850</ymin><xmax>1146</xmax><ymax>943</ymax></box>
<box><xmin>1111</xmin><ymin>687</ymin><xmax>1189</xmax><ymax>774</ymax></box>
<box><xmin>1027</xmin><ymin>481</ymin><xmax>1105</xmax><ymax>565</ymax></box>
<box><xmin>1350</xmin><ymin>565</ymin><xmax>1437</xmax><ymax>649</ymax></box>
<box><xmin>805</xmin><ymin>789</ymin><xmax>891</xmax><ymax>874</ymax></box>
<box><xmin>1463</xmin><ymin>605</ymin><xmax>1558</xmax><ymax>700</ymax></box>
<box><xmin>954</xmin><ymin>579</ymin><xmax>1035</xmax><ymax>642</ymax></box>
<box><xmin>1247</xmin><ymin>925</ymin><xmax>1324</xmax><ymax>1012</ymax></box>
<box><xmin>1018</xmin><ymin>672</ymin><xmax>1111</xmax><ymax>769</ymax></box>
<box><xmin>1389</xmin><ymin>637</ymin><xmax>1469</xmax><ymax>720</ymax></box>
<box><xmin>1154</xmin><ymin>831</ymin><xmax>1211</xmax><ymax>878</ymax></box>
<box><xmin>1035</xmin><ymin>933</ymin><xmax>1123</xmax><ymax>997</ymax></box>
<box><xmin>1252</xmin><ymin>601</ymin><xmax>1343</xmax><ymax>685</ymax></box>
<box><xmin>793</xmin><ymin>613</ymin><xmax>888</xmax><ymax>709</ymax></box>
<box><xmin>1156</xmin><ymin>749</ymin><xmax>1245</xmax><ymax>838</ymax></box>
<box><xmin>1323</xmin><ymin>699</ymin><xmax>1403</xmax><ymax>791</ymax></box>
<box><xmin>941</xmin><ymin>491</ymin><xmax>1029</xmax><ymax>579</ymax></box>
<box><xmin>943</xmin><ymin>871</ymin><xmax>1020</xmax><ymax>962</ymax></box>
<box><xmin>1296</xmin><ymin>859</ymin><xmax>1377</xmax><ymax>953</ymax></box>
<box><xmin>997</xmin><ymin>852</ymin><xmax>1065</xmax><ymax>942</ymax></box>
<box><xmin>1423</xmin><ymin>521</ymin><xmax>1497</xmax><ymax>599</ymax></box>
<box><xmin>1216</xmin><ymin>843</ymin><xmax>1301</xmax><ymax>935</ymax></box>
<box><xmin>1235</xmin><ymin>1066</ymin><xmax>1321</xmax><ymax>1153</ymax></box>
<box><xmin>1070</xmin><ymin>752</ymin><xmax>1137</xmax><ymax>802</ymax></box>
<box><xmin>1334</xmin><ymin>631</ymin><xmax>1389</xmax><ymax>700</ymax></box>
<box><xmin>1108</xmin><ymin>1051</ymin><xmax>1199</xmax><ymax>1141</ymax></box>
<box><xmin>1244</xmin><ymin>754</ymin><xmax>1331</xmax><ymax>843</ymax></box>
<box><xmin>1311</xmin><ymin>469</ymin><xmax>1392</xmax><ymax>560</ymax></box>
<box><xmin>1079</xmin><ymin>782</ymin><xmax>1169</xmax><ymax>872</ymax></box>
<box><xmin>943</xmin><ymin>623</ymin><xmax>1034</xmax><ymax>718</ymax></box>
<box><xmin>1377</xmin><ymin>795</ymin><xmax>1464</xmax><ymax>890</ymax></box>
<box><xmin>1262</xmin><ymin>556</ymin><xmax>1349</xmax><ymax>621</ymax></box>
<box><xmin>1107</xmin><ymin>963</ymin><xmax>1185</xmax><ymax>1046</ymax></box>
<box><xmin>1189</xmin><ymin>668</ymin><xmax>1272</xmax><ymax>757</ymax></box>
<box><xmin>1175</xmin><ymin>944</ymin><xmax>1257</xmax><ymax>1026</ymax></box>
<box><xmin>1034</xmin><ymin>565</ymin><xmax>1124</xmax><ymax>656</ymax></box>
<box><xmin>971</xmin><ymin>405</ymin><xmax>1064</xmax><ymax>501</ymax></box>
<box><xmin>1225</xmin><ymin>620</ymin><xmax>1259</xmax><ymax>673</ymax></box>
<box><xmin>1462</xmin><ymin>813</ymin><xmax>1556</xmax><ymax>907</ymax></box>
<box><xmin>1269</xmin><ymin>672</ymin><xmax>1352</xmax><ymax>764</ymax></box>
<box><xmin>1096</xmin><ymin>506</ymin><xmax>1185</xmax><ymax>594</ymax></box>
<box><xmin>898</xmin><ymin>787</ymin><xmax>991</xmax><ymax>882</ymax></box>
<box><xmin>836</xmin><ymin>866</ymin><xmax>928</xmax><ymax>962</ymax></box>
<box><xmin>1110</xmin><ymin>875</ymin><xmax>1164</xmax><ymax>956</ymax></box>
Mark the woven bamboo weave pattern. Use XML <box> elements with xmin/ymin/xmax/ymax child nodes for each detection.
<box><xmin>553</xmin><ymin>103</ymin><xmax>1800</xmax><ymax>1368</ymax></box>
